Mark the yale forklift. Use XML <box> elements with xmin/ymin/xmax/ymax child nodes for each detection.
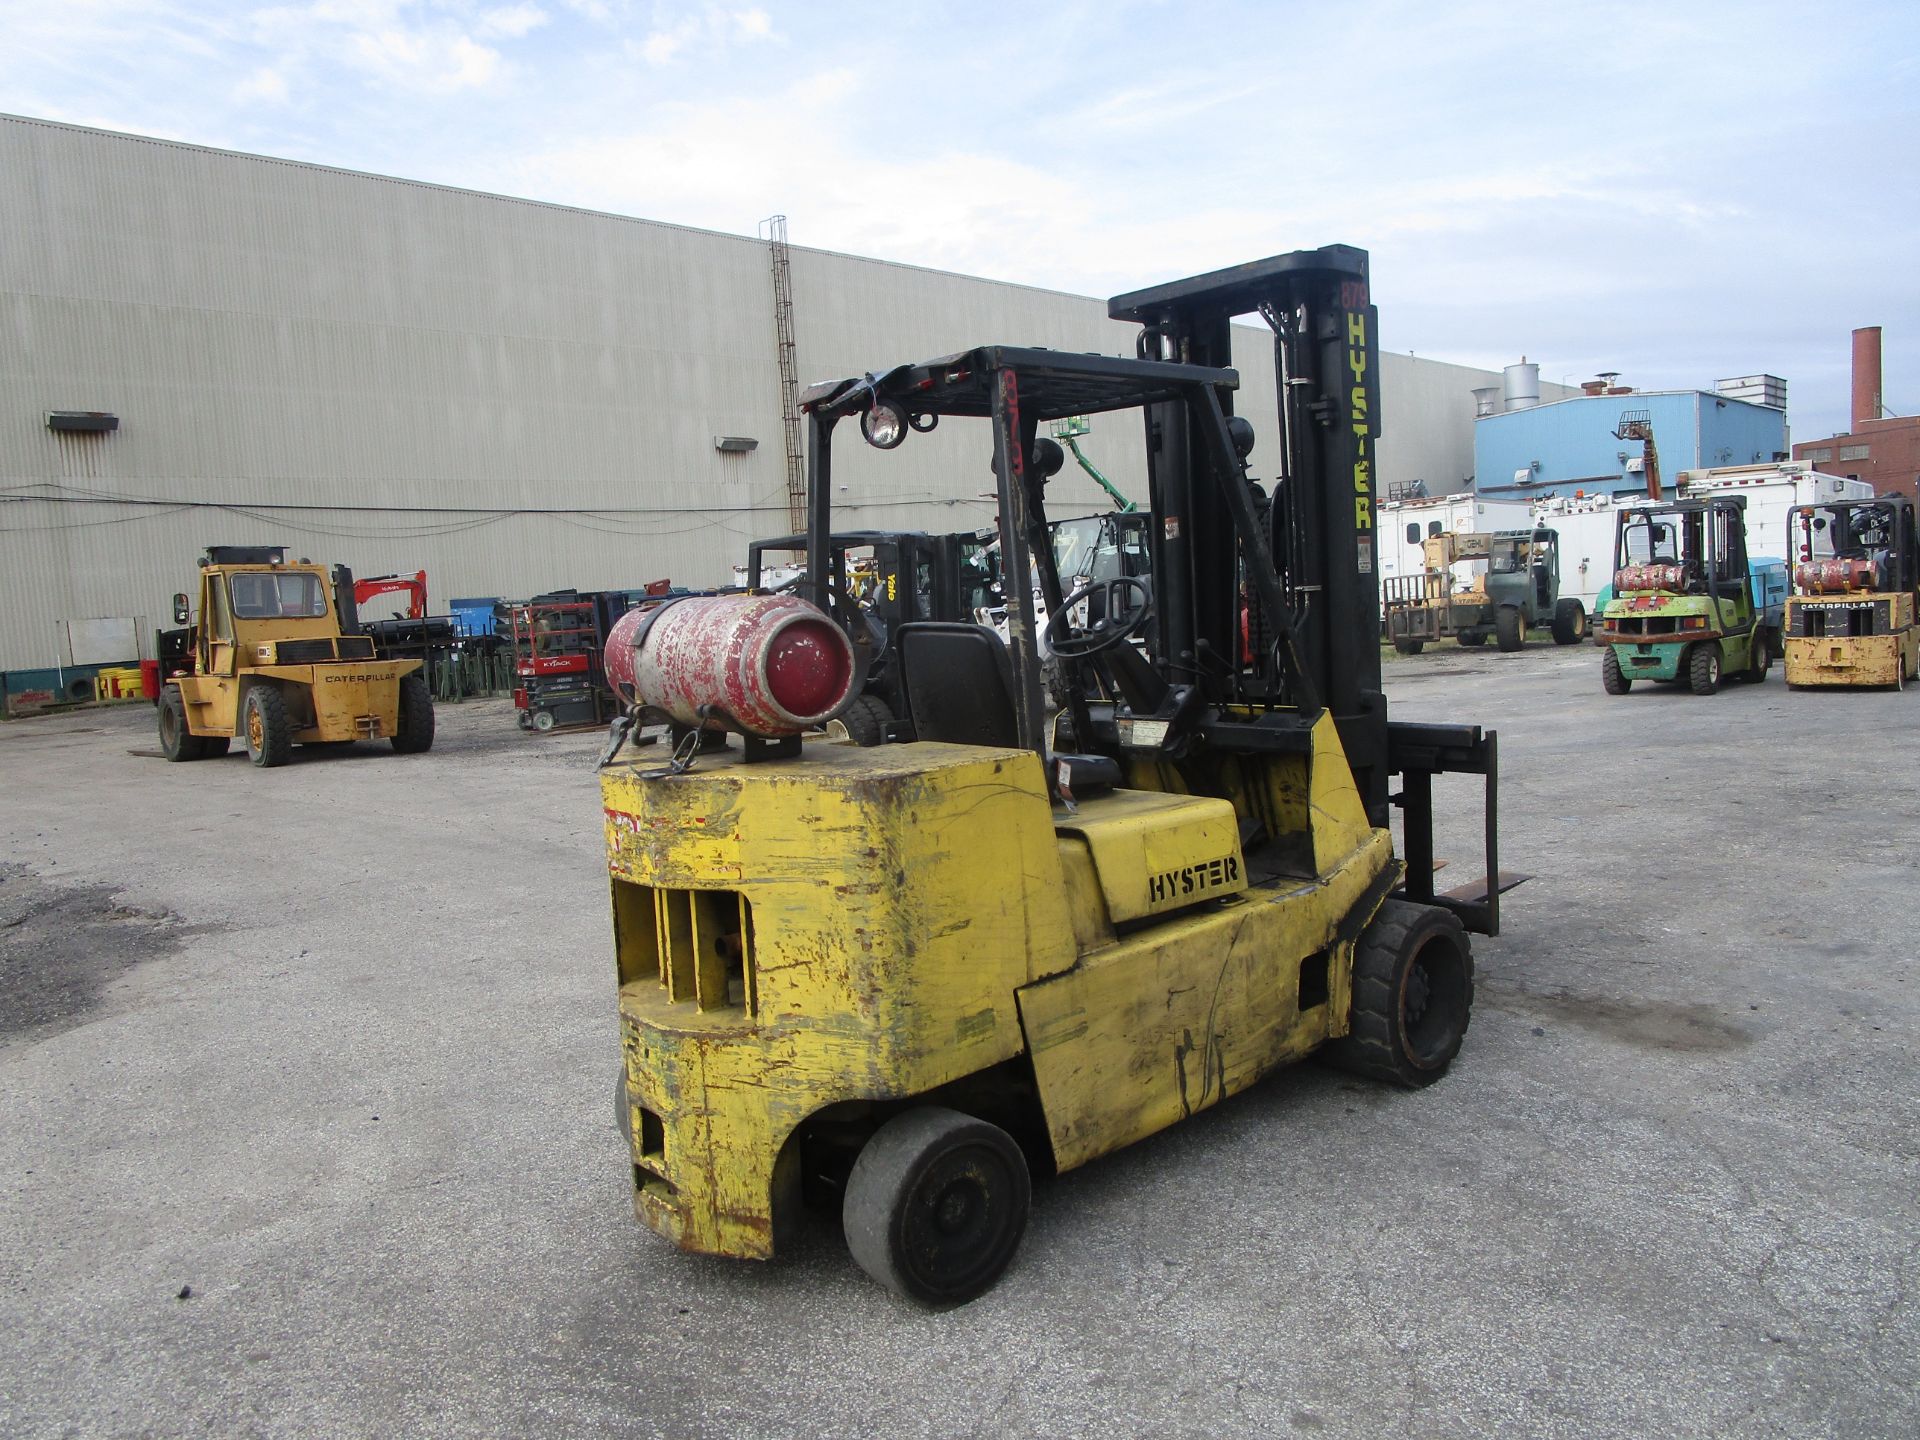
<box><xmin>1782</xmin><ymin>497</ymin><xmax>1920</xmax><ymax>688</ymax></box>
<box><xmin>602</xmin><ymin>246</ymin><xmax>1507</xmax><ymax>1304</ymax></box>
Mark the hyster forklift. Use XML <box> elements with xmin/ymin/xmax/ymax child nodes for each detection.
<box><xmin>157</xmin><ymin>545</ymin><xmax>434</xmax><ymax>766</ymax></box>
<box><xmin>1596</xmin><ymin>497</ymin><xmax>1786</xmax><ymax>695</ymax></box>
<box><xmin>1782</xmin><ymin>497</ymin><xmax>1920</xmax><ymax>688</ymax></box>
<box><xmin>1383</xmin><ymin>527</ymin><xmax>1586</xmax><ymax>654</ymax></box>
<box><xmin>744</xmin><ymin>529</ymin><xmax>1002</xmax><ymax>744</ymax></box>
<box><xmin>602</xmin><ymin>247</ymin><xmax>1509</xmax><ymax>1304</ymax></box>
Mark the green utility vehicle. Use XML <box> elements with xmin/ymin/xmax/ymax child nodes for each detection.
<box><xmin>1596</xmin><ymin>497</ymin><xmax>1787</xmax><ymax>695</ymax></box>
<box><xmin>1384</xmin><ymin>527</ymin><xmax>1586</xmax><ymax>654</ymax></box>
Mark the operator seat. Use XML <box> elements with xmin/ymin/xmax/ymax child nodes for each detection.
<box><xmin>892</xmin><ymin>622</ymin><xmax>1120</xmax><ymax>796</ymax></box>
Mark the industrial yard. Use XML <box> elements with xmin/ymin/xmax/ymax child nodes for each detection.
<box><xmin>5</xmin><ymin>6</ymin><xmax>1916</xmax><ymax>1434</ymax></box>
<box><xmin>3</xmin><ymin>644</ymin><xmax>1915</xmax><ymax>1439</ymax></box>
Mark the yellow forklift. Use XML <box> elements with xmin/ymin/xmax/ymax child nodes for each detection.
<box><xmin>157</xmin><ymin>545</ymin><xmax>434</xmax><ymax>766</ymax></box>
<box><xmin>601</xmin><ymin>247</ymin><xmax>1511</xmax><ymax>1304</ymax></box>
<box><xmin>1783</xmin><ymin>497</ymin><xmax>1920</xmax><ymax>688</ymax></box>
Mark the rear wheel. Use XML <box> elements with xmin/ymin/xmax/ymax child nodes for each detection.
<box><xmin>843</xmin><ymin>1107</ymin><xmax>1030</xmax><ymax>1306</ymax></box>
<box><xmin>1601</xmin><ymin>649</ymin><xmax>1631</xmax><ymax>695</ymax></box>
<box><xmin>392</xmin><ymin>673</ymin><xmax>434</xmax><ymax>753</ymax></box>
<box><xmin>1392</xmin><ymin>637</ymin><xmax>1424</xmax><ymax>656</ymax></box>
<box><xmin>243</xmin><ymin>686</ymin><xmax>293</xmax><ymax>767</ymax></box>
<box><xmin>531</xmin><ymin>709</ymin><xmax>556</xmax><ymax>733</ymax></box>
<box><xmin>836</xmin><ymin>694</ymin><xmax>893</xmax><ymax>747</ymax></box>
<box><xmin>157</xmin><ymin>687</ymin><xmax>205</xmax><ymax>761</ymax></box>
<box><xmin>1689</xmin><ymin>643</ymin><xmax>1721</xmax><ymax>696</ymax></box>
<box><xmin>1495</xmin><ymin>607</ymin><xmax>1525</xmax><ymax>652</ymax></box>
<box><xmin>1551</xmin><ymin>598</ymin><xmax>1587</xmax><ymax>645</ymax></box>
<box><xmin>1322</xmin><ymin>899</ymin><xmax>1473</xmax><ymax>1088</ymax></box>
<box><xmin>1746</xmin><ymin>631</ymin><xmax>1772</xmax><ymax>683</ymax></box>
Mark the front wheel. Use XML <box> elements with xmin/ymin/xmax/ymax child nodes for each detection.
<box><xmin>1602</xmin><ymin>649</ymin><xmax>1631</xmax><ymax>694</ymax></box>
<box><xmin>1322</xmin><ymin>899</ymin><xmax>1473</xmax><ymax>1088</ymax></box>
<box><xmin>1495</xmin><ymin>606</ymin><xmax>1525</xmax><ymax>652</ymax></box>
<box><xmin>1392</xmin><ymin>637</ymin><xmax>1424</xmax><ymax>656</ymax></box>
<box><xmin>1551</xmin><ymin>598</ymin><xmax>1587</xmax><ymax>645</ymax></box>
<box><xmin>392</xmin><ymin>673</ymin><xmax>435</xmax><ymax>753</ymax></box>
<box><xmin>843</xmin><ymin>1107</ymin><xmax>1030</xmax><ymax>1307</ymax></box>
<box><xmin>157</xmin><ymin>687</ymin><xmax>205</xmax><ymax>761</ymax></box>
<box><xmin>1456</xmin><ymin>631</ymin><xmax>1487</xmax><ymax>648</ymax></box>
<box><xmin>1689</xmin><ymin>643</ymin><xmax>1721</xmax><ymax>696</ymax></box>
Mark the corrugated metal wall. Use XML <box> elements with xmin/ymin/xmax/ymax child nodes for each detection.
<box><xmin>1475</xmin><ymin>392</ymin><xmax>1788</xmax><ymax>493</ymax></box>
<box><xmin>2</xmin><ymin>113</ymin><xmax>1510</xmax><ymax>670</ymax></box>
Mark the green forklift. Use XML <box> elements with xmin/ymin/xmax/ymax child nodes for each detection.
<box><xmin>1596</xmin><ymin>497</ymin><xmax>1786</xmax><ymax>695</ymax></box>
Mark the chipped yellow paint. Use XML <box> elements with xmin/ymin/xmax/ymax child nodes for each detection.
<box><xmin>1057</xmin><ymin>789</ymin><xmax>1244</xmax><ymax>923</ymax></box>
<box><xmin>1017</xmin><ymin>829</ymin><xmax>1389</xmax><ymax>1171</ymax></box>
<box><xmin>1783</xmin><ymin>593</ymin><xmax>1917</xmax><ymax>688</ymax></box>
<box><xmin>606</xmin><ymin>714</ymin><xmax>1395</xmax><ymax>1259</ymax></box>
<box><xmin>606</xmin><ymin>740</ymin><xmax>1076</xmax><ymax>1258</ymax></box>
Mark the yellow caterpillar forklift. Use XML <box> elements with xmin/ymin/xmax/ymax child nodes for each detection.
<box><xmin>157</xmin><ymin>545</ymin><xmax>434</xmax><ymax>766</ymax></box>
<box><xmin>1783</xmin><ymin>497</ymin><xmax>1920</xmax><ymax>688</ymax></box>
<box><xmin>600</xmin><ymin>247</ymin><xmax>1511</xmax><ymax>1304</ymax></box>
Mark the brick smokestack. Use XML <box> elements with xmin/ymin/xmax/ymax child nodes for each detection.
<box><xmin>1852</xmin><ymin>326</ymin><xmax>1883</xmax><ymax>431</ymax></box>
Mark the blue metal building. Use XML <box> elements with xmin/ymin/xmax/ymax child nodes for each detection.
<box><xmin>1474</xmin><ymin>391</ymin><xmax>1788</xmax><ymax>501</ymax></box>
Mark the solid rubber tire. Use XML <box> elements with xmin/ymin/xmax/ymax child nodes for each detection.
<box><xmin>1321</xmin><ymin>899</ymin><xmax>1473</xmax><ymax>1088</ymax></box>
<box><xmin>1551</xmin><ymin>598</ymin><xmax>1586</xmax><ymax>645</ymax></box>
<box><xmin>1456</xmin><ymin>631</ymin><xmax>1487</xmax><ymax>648</ymax></box>
<box><xmin>1602</xmin><ymin>649</ymin><xmax>1631</xmax><ymax>694</ymax></box>
<box><xmin>392</xmin><ymin>673</ymin><xmax>435</xmax><ymax>753</ymax></box>
<box><xmin>1689</xmin><ymin>643</ymin><xmax>1721</xmax><ymax>696</ymax></box>
<box><xmin>843</xmin><ymin>1106</ymin><xmax>1029</xmax><ymax>1307</ymax></box>
<box><xmin>1393</xmin><ymin>637</ymin><xmax>1424</xmax><ymax>656</ymax></box>
<box><xmin>838</xmin><ymin>694</ymin><xmax>892</xmax><ymax>747</ymax></box>
<box><xmin>1495</xmin><ymin>607</ymin><xmax>1525</xmax><ymax>652</ymax></box>
<box><xmin>243</xmin><ymin>686</ymin><xmax>293</xmax><ymax>768</ymax></box>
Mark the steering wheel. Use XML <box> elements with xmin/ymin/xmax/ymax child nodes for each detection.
<box><xmin>1047</xmin><ymin>576</ymin><xmax>1152</xmax><ymax>658</ymax></box>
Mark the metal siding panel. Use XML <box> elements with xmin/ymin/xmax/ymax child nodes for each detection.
<box><xmin>2</xmin><ymin>114</ymin><xmax>1514</xmax><ymax>670</ymax></box>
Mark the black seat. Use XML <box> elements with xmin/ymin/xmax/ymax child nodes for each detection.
<box><xmin>892</xmin><ymin>622</ymin><xmax>1119</xmax><ymax>795</ymax></box>
<box><xmin>894</xmin><ymin>622</ymin><xmax>1020</xmax><ymax>748</ymax></box>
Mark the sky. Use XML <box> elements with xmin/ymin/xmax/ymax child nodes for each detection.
<box><xmin>3</xmin><ymin>0</ymin><xmax>1917</xmax><ymax>441</ymax></box>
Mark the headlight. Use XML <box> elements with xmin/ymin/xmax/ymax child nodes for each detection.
<box><xmin>862</xmin><ymin>399</ymin><xmax>908</xmax><ymax>450</ymax></box>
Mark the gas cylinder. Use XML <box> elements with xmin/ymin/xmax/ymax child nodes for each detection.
<box><xmin>605</xmin><ymin>594</ymin><xmax>855</xmax><ymax>736</ymax></box>
<box><xmin>1794</xmin><ymin>557</ymin><xmax>1876</xmax><ymax>594</ymax></box>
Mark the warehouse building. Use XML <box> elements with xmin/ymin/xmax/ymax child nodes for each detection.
<box><xmin>5</xmin><ymin>112</ymin><xmax>1527</xmax><ymax>679</ymax></box>
<box><xmin>1472</xmin><ymin>363</ymin><xmax>1789</xmax><ymax>503</ymax></box>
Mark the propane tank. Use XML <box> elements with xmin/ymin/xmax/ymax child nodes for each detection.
<box><xmin>1794</xmin><ymin>557</ymin><xmax>1876</xmax><ymax>594</ymax></box>
<box><xmin>605</xmin><ymin>594</ymin><xmax>855</xmax><ymax>737</ymax></box>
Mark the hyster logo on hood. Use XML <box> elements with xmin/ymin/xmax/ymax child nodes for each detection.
<box><xmin>1147</xmin><ymin>854</ymin><xmax>1239</xmax><ymax>906</ymax></box>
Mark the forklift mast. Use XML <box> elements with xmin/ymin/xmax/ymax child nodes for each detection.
<box><xmin>1109</xmin><ymin>245</ymin><xmax>1388</xmax><ymax>816</ymax></box>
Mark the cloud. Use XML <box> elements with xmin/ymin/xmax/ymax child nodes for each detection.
<box><xmin>477</xmin><ymin>4</ymin><xmax>549</xmax><ymax>39</ymax></box>
<box><xmin>232</xmin><ymin>66</ymin><xmax>290</xmax><ymax>103</ymax></box>
<box><xmin>247</xmin><ymin>1</ymin><xmax>514</xmax><ymax>93</ymax></box>
<box><xmin>633</xmin><ymin>3</ymin><xmax>776</xmax><ymax>66</ymax></box>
